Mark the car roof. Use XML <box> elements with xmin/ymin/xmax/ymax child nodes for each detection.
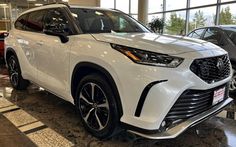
<box><xmin>190</xmin><ymin>25</ymin><xmax>236</xmax><ymax>32</ymax></box>
<box><xmin>20</xmin><ymin>3</ymin><xmax>118</xmax><ymax>17</ymax></box>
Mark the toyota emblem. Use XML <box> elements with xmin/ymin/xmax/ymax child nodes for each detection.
<box><xmin>217</xmin><ymin>58</ymin><xmax>224</xmax><ymax>71</ymax></box>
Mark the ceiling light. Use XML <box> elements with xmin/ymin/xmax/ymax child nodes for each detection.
<box><xmin>62</xmin><ymin>0</ymin><xmax>69</xmax><ymax>2</ymax></box>
<box><xmin>0</xmin><ymin>4</ymin><xmax>7</xmax><ymax>6</ymax></box>
<box><xmin>35</xmin><ymin>3</ymin><xmax>43</xmax><ymax>6</ymax></box>
<box><xmin>27</xmin><ymin>0</ymin><xmax>37</xmax><ymax>2</ymax></box>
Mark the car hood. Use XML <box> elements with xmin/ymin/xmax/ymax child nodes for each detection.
<box><xmin>91</xmin><ymin>33</ymin><xmax>222</xmax><ymax>55</ymax></box>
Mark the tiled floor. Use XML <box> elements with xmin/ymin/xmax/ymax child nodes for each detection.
<box><xmin>0</xmin><ymin>66</ymin><xmax>236</xmax><ymax>147</ymax></box>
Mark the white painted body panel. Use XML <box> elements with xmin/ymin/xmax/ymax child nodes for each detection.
<box><xmin>5</xmin><ymin>29</ymin><xmax>232</xmax><ymax>133</ymax></box>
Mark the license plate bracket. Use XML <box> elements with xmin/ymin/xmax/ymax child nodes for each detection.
<box><xmin>213</xmin><ymin>87</ymin><xmax>225</xmax><ymax>105</ymax></box>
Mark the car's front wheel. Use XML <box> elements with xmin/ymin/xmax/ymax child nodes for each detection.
<box><xmin>75</xmin><ymin>73</ymin><xmax>119</xmax><ymax>139</ymax></box>
<box><xmin>7</xmin><ymin>55</ymin><xmax>29</xmax><ymax>90</ymax></box>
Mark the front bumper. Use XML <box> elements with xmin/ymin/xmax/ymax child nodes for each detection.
<box><xmin>128</xmin><ymin>97</ymin><xmax>233</xmax><ymax>139</ymax></box>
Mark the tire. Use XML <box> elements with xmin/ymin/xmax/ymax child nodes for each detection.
<box><xmin>7</xmin><ymin>55</ymin><xmax>29</xmax><ymax>90</ymax></box>
<box><xmin>229</xmin><ymin>64</ymin><xmax>236</xmax><ymax>95</ymax></box>
<box><xmin>75</xmin><ymin>73</ymin><xmax>120</xmax><ymax>139</ymax></box>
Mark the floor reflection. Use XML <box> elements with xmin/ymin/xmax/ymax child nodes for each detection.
<box><xmin>0</xmin><ymin>65</ymin><xmax>236</xmax><ymax>146</ymax></box>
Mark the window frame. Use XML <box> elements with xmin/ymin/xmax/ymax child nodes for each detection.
<box><xmin>202</xmin><ymin>27</ymin><xmax>227</xmax><ymax>46</ymax></box>
<box><xmin>24</xmin><ymin>10</ymin><xmax>47</xmax><ymax>33</ymax></box>
<box><xmin>14</xmin><ymin>7</ymin><xmax>80</xmax><ymax>35</ymax></box>
<box><xmin>14</xmin><ymin>14</ymin><xmax>29</xmax><ymax>31</ymax></box>
<box><xmin>188</xmin><ymin>28</ymin><xmax>206</xmax><ymax>39</ymax></box>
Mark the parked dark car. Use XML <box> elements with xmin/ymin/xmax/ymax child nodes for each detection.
<box><xmin>187</xmin><ymin>25</ymin><xmax>236</xmax><ymax>94</ymax></box>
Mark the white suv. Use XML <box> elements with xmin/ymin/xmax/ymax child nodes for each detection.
<box><xmin>4</xmin><ymin>4</ymin><xmax>233</xmax><ymax>139</ymax></box>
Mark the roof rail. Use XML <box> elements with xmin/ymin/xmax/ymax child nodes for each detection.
<box><xmin>42</xmin><ymin>2</ymin><xmax>70</xmax><ymax>8</ymax></box>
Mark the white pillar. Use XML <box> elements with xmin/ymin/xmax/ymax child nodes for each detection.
<box><xmin>138</xmin><ymin>0</ymin><xmax>149</xmax><ymax>25</ymax></box>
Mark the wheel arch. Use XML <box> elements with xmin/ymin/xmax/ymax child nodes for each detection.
<box><xmin>71</xmin><ymin>62</ymin><xmax>123</xmax><ymax>117</ymax></box>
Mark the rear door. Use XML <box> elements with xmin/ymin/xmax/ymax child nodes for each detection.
<box><xmin>13</xmin><ymin>11</ymin><xmax>47</xmax><ymax>81</ymax></box>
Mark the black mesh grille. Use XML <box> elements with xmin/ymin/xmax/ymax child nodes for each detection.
<box><xmin>190</xmin><ymin>55</ymin><xmax>230</xmax><ymax>84</ymax></box>
<box><xmin>165</xmin><ymin>84</ymin><xmax>228</xmax><ymax>127</ymax></box>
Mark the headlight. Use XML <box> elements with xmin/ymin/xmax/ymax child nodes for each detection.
<box><xmin>111</xmin><ymin>43</ymin><xmax>184</xmax><ymax>68</ymax></box>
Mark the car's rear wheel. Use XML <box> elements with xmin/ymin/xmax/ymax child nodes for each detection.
<box><xmin>7</xmin><ymin>55</ymin><xmax>29</xmax><ymax>90</ymax></box>
<box><xmin>75</xmin><ymin>73</ymin><xmax>119</xmax><ymax>139</ymax></box>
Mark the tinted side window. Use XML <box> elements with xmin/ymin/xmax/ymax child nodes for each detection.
<box><xmin>44</xmin><ymin>9</ymin><xmax>71</xmax><ymax>35</ymax></box>
<box><xmin>191</xmin><ymin>29</ymin><xmax>205</xmax><ymax>39</ymax></box>
<box><xmin>203</xmin><ymin>28</ymin><xmax>223</xmax><ymax>45</ymax></box>
<box><xmin>15</xmin><ymin>14</ymin><xmax>28</xmax><ymax>30</ymax></box>
<box><xmin>25</xmin><ymin>10</ymin><xmax>46</xmax><ymax>32</ymax></box>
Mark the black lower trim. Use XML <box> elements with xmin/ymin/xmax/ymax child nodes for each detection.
<box><xmin>135</xmin><ymin>80</ymin><xmax>168</xmax><ymax>117</ymax></box>
<box><xmin>121</xmin><ymin>122</ymin><xmax>160</xmax><ymax>134</ymax></box>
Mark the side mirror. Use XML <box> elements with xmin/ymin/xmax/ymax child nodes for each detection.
<box><xmin>44</xmin><ymin>29</ymin><xmax>69</xmax><ymax>43</ymax></box>
<box><xmin>43</xmin><ymin>23</ymin><xmax>69</xmax><ymax>43</ymax></box>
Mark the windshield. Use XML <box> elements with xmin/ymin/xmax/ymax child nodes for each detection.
<box><xmin>70</xmin><ymin>8</ymin><xmax>150</xmax><ymax>34</ymax></box>
<box><xmin>223</xmin><ymin>27</ymin><xmax>236</xmax><ymax>45</ymax></box>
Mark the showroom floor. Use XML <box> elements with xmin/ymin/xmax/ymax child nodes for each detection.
<box><xmin>0</xmin><ymin>65</ymin><xmax>236</xmax><ymax>147</ymax></box>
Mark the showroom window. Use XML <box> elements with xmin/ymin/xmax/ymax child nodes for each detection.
<box><xmin>165</xmin><ymin>11</ymin><xmax>186</xmax><ymax>35</ymax></box>
<box><xmin>166</xmin><ymin>0</ymin><xmax>187</xmax><ymax>11</ymax></box>
<box><xmin>100</xmin><ymin>0</ymin><xmax>115</xmax><ymax>9</ymax></box>
<box><xmin>130</xmin><ymin>0</ymin><xmax>138</xmax><ymax>14</ymax></box>
<box><xmin>116</xmin><ymin>0</ymin><xmax>129</xmax><ymax>13</ymax></box>
<box><xmin>189</xmin><ymin>6</ymin><xmax>216</xmax><ymax>31</ymax></box>
<box><xmin>219</xmin><ymin>4</ymin><xmax>236</xmax><ymax>25</ymax></box>
<box><xmin>148</xmin><ymin>0</ymin><xmax>163</xmax><ymax>13</ymax></box>
<box><xmin>221</xmin><ymin>0</ymin><xmax>236</xmax><ymax>2</ymax></box>
<box><xmin>131</xmin><ymin>15</ymin><xmax>138</xmax><ymax>20</ymax></box>
<box><xmin>148</xmin><ymin>14</ymin><xmax>163</xmax><ymax>22</ymax></box>
<box><xmin>190</xmin><ymin>0</ymin><xmax>217</xmax><ymax>7</ymax></box>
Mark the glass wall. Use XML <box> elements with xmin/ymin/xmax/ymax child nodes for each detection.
<box><xmin>100</xmin><ymin>0</ymin><xmax>114</xmax><ymax>8</ymax></box>
<box><xmin>166</xmin><ymin>0</ymin><xmax>186</xmax><ymax>11</ymax></box>
<box><xmin>219</xmin><ymin>3</ymin><xmax>236</xmax><ymax>25</ymax></box>
<box><xmin>116</xmin><ymin>0</ymin><xmax>129</xmax><ymax>13</ymax></box>
<box><xmin>148</xmin><ymin>0</ymin><xmax>163</xmax><ymax>13</ymax></box>
<box><xmin>131</xmin><ymin>0</ymin><xmax>138</xmax><ymax>14</ymax></box>
<box><xmin>190</xmin><ymin>0</ymin><xmax>217</xmax><ymax>7</ymax></box>
<box><xmin>189</xmin><ymin>6</ymin><xmax>216</xmax><ymax>31</ymax></box>
<box><xmin>165</xmin><ymin>11</ymin><xmax>186</xmax><ymax>35</ymax></box>
<box><xmin>101</xmin><ymin>0</ymin><xmax>236</xmax><ymax>35</ymax></box>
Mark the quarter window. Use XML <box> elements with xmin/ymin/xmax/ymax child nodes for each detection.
<box><xmin>15</xmin><ymin>14</ymin><xmax>28</xmax><ymax>30</ymax></box>
<box><xmin>25</xmin><ymin>10</ymin><xmax>46</xmax><ymax>32</ymax></box>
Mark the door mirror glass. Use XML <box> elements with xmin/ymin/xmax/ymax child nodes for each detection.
<box><xmin>43</xmin><ymin>9</ymin><xmax>70</xmax><ymax>43</ymax></box>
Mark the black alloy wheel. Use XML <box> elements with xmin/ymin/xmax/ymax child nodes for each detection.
<box><xmin>75</xmin><ymin>74</ymin><xmax>119</xmax><ymax>139</ymax></box>
<box><xmin>7</xmin><ymin>55</ymin><xmax>29</xmax><ymax>90</ymax></box>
